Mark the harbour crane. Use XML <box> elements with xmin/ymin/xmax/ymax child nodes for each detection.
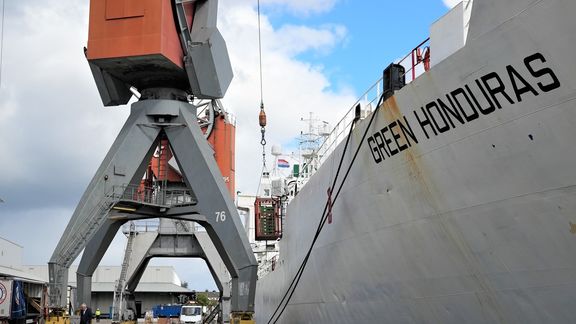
<box><xmin>47</xmin><ymin>1</ymin><xmax>257</xmax><ymax>323</ymax></box>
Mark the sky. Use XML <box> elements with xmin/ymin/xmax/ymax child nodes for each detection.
<box><xmin>0</xmin><ymin>0</ymin><xmax>456</xmax><ymax>291</ymax></box>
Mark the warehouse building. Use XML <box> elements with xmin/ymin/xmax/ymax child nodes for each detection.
<box><xmin>25</xmin><ymin>265</ymin><xmax>191</xmax><ymax>317</ymax></box>
<box><xmin>0</xmin><ymin>237</ymin><xmax>46</xmax><ymax>321</ymax></box>
<box><xmin>1</xmin><ymin>236</ymin><xmax>195</xmax><ymax>319</ymax></box>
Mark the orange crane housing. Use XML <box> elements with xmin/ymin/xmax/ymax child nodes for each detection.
<box><xmin>86</xmin><ymin>0</ymin><xmax>195</xmax><ymax>103</ymax></box>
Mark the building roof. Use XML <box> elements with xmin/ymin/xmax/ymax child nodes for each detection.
<box><xmin>92</xmin><ymin>282</ymin><xmax>190</xmax><ymax>293</ymax></box>
<box><xmin>0</xmin><ymin>265</ymin><xmax>46</xmax><ymax>283</ymax></box>
<box><xmin>0</xmin><ymin>237</ymin><xmax>23</xmax><ymax>248</ymax></box>
<box><xmin>0</xmin><ymin>236</ymin><xmax>187</xmax><ymax>291</ymax></box>
<box><xmin>24</xmin><ymin>265</ymin><xmax>183</xmax><ymax>286</ymax></box>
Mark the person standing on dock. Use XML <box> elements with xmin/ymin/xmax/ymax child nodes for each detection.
<box><xmin>80</xmin><ymin>303</ymin><xmax>93</xmax><ymax>324</ymax></box>
<box><xmin>95</xmin><ymin>308</ymin><xmax>101</xmax><ymax>322</ymax></box>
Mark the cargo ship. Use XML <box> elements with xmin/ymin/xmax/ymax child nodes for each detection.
<box><xmin>252</xmin><ymin>0</ymin><xmax>576</xmax><ymax>322</ymax></box>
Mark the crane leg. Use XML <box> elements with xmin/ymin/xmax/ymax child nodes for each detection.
<box><xmin>50</xmin><ymin>93</ymin><xmax>257</xmax><ymax>317</ymax></box>
<box><xmin>166</xmin><ymin>103</ymin><xmax>258</xmax><ymax>313</ymax></box>
<box><xmin>49</xmin><ymin>105</ymin><xmax>161</xmax><ymax>308</ymax></box>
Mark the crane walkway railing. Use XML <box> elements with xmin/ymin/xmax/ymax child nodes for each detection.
<box><xmin>111</xmin><ymin>184</ymin><xmax>195</xmax><ymax>208</ymax></box>
<box><xmin>49</xmin><ymin>192</ymin><xmax>120</xmax><ymax>306</ymax></box>
<box><xmin>49</xmin><ymin>184</ymin><xmax>195</xmax><ymax>306</ymax></box>
<box><xmin>53</xmin><ymin>193</ymin><xmax>119</xmax><ymax>267</ymax></box>
<box><xmin>122</xmin><ymin>221</ymin><xmax>159</xmax><ymax>233</ymax></box>
<box><xmin>120</xmin><ymin>220</ymin><xmax>204</xmax><ymax>235</ymax></box>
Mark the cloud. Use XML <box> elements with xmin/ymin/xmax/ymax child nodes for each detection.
<box><xmin>442</xmin><ymin>0</ymin><xmax>462</xmax><ymax>8</ymax></box>
<box><xmin>274</xmin><ymin>24</ymin><xmax>348</xmax><ymax>56</ymax></box>
<box><xmin>0</xmin><ymin>207</ymin><xmax>73</xmax><ymax>264</ymax></box>
<box><xmin>0</xmin><ymin>0</ymin><xmax>355</xmax><ymax>290</ymax></box>
<box><xmin>219</xmin><ymin>0</ymin><xmax>338</xmax><ymax>19</ymax></box>
<box><xmin>219</xmin><ymin>1</ymin><xmax>355</xmax><ymax>193</ymax></box>
<box><xmin>0</xmin><ymin>0</ymin><xmax>128</xmax><ymax>199</ymax></box>
<box><xmin>258</xmin><ymin>0</ymin><xmax>338</xmax><ymax>15</ymax></box>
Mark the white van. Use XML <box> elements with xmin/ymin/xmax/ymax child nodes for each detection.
<box><xmin>180</xmin><ymin>305</ymin><xmax>203</xmax><ymax>324</ymax></box>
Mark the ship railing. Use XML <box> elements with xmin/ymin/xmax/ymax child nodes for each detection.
<box><xmin>316</xmin><ymin>77</ymin><xmax>383</xmax><ymax>165</ymax></box>
<box><xmin>316</xmin><ymin>37</ymin><xmax>431</xmax><ymax>167</ymax></box>
<box><xmin>397</xmin><ymin>37</ymin><xmax>431</xmax><ymax>83</ymax></box>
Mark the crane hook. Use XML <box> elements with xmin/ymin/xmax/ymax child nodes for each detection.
<box><xmin>259</xmin><ymin>102</ymin><xmax>267</xmax><ymax>146</ymax></box>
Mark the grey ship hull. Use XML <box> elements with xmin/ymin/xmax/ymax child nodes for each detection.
<box><xmin>255</xmin><ymin>0</ymin><xmax>576</xmax><ymax>322</ymax></box>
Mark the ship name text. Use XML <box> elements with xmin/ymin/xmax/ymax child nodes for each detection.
<box><xmin>367</xmin><ymin>52</ymin><xmax>561</xmax><ymax>164</ymax></box>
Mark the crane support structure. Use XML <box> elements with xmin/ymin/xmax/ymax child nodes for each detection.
<box><xmin>112</xmin><ymin>220</ymin><xmax>232</xmax><ymax>323</ymax></box>
<box><xmin>49</xmin><ymin>94</ymin><xmax>258</xmax><ymax>315</ymax></box>
<box><xmin>79</xmin><ymin>219</ymin><xmax>232</xmax><ymax>323</ymax></box>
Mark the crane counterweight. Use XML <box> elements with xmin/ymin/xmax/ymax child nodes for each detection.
<box><xmin>85</xmin><ymin>0</ymin><xmax>232</xmax><ymax>106</ymax></box>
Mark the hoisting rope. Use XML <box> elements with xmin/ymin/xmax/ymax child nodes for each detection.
<box><xmin>0</xmin><ymin>0</ymin><xmax>5</xmax><ymax>89</ymax></box>
<box><xmin>266</xmin><ymin>94</ymin><xmax>385</xmax><ymax>324</ymax></box>
<box><xmin>259</xmin><ymin>103</ymin><xmax>267</xmax><ymax>167</ymax></box>
<box><xmin>257</xmin><ymin>0</ymin><xmax>267</xmax><ymax>168</ymax></box>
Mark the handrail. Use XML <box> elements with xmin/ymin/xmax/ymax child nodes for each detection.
<box><xmin>112</xmin><ymin>184</ymin><xmax>195</xmax><ymax>207</ymax></box>
<box><xmin>122</xmin><ymin>221</ymin><xmax>160</xmax><ymax>233</ymax></box>
<box><xmin>315</xmin><ymin>37</ymin><xmax>431</xmax><ymax>167</ymax></box>
<box><xmin>316</xmin><ymin>76</ymin><xmax>382</xmax><ymax>165</ymax></box>
<box><xmin>120</xmin><ymin>220</ymin><xmax>207</xmax><ymax>234</ymax></box>
<box><xmin>398</xmin><ymin>37</ymin><xmax>430</xmax><ymax>82</ymax></box>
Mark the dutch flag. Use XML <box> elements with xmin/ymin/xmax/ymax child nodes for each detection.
<box><xmin>277</xmin><ymin>158</ymin><xmax>290</xmax><ymax>168</ymax></box>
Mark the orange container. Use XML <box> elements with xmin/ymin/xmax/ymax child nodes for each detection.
<box><xmin>206</xmin><ymin>114</ymin><xmax>236</xmax><ymax>199</ymax></box>
<box><xmin>139</xmin><ymin>114</ymin><xmax>235</xmax><ymax>199</ymax></box>
<box><xmin>86</xmin><ymin>0</ymin><xmax>194</xmax><ymax>89</ymax></box>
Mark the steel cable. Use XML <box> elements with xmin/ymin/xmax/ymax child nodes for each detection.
<box><xmin>257</xmin><ymin>0</ymin><xmax>264</xmax><ymax>106</ymax></box>
<box><xmin>257</xmin><ymin>0</ymin><xmax>268</xmax><ymax>169</ymax></box>
<box><xmin>267</xmin><ymin>95</ymin><xmax>385</xmax><ymax>323</ymax></box>
<box><xmin>0</xmin><ymin>0</ymin><xmax>5</xmax><ymax>88</ymax></box>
